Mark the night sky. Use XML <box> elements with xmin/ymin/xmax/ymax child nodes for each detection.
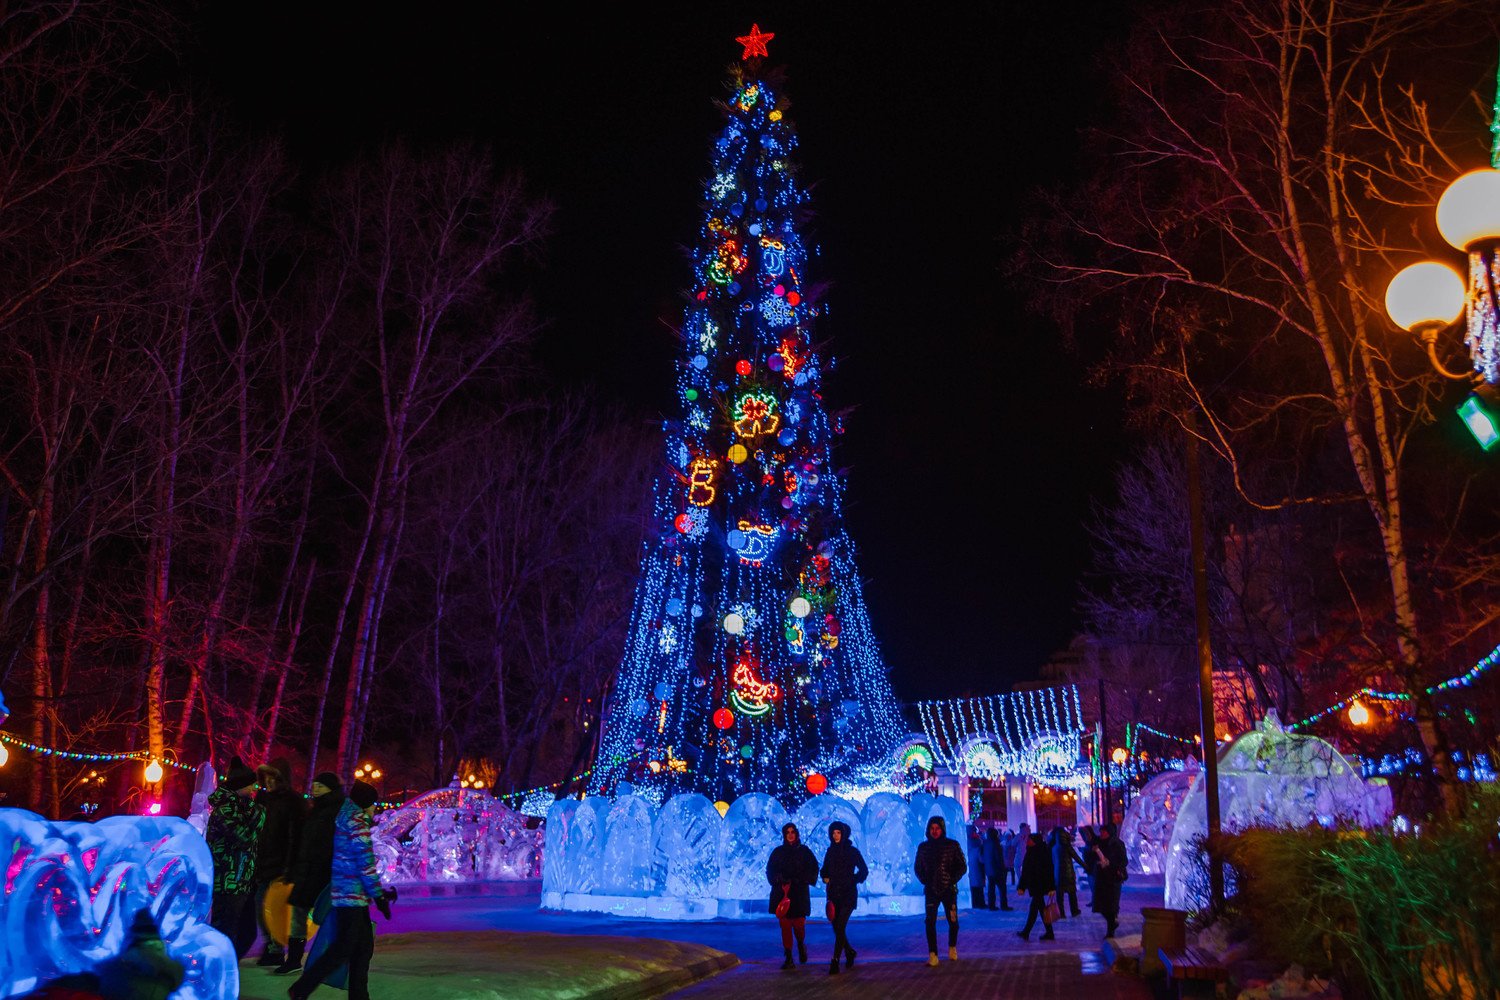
<box><xmin>193</xmin><ymin>3</ymin><xmax>1131</xmax><ymax>701</ymax></box>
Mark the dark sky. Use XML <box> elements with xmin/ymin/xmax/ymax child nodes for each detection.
<box><xmin>193</xmin><ymin>2</ymin><xmax>1131</xmax><ymax>701</ymax></box>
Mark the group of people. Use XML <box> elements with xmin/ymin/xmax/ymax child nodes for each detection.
<box><xmin>767</xmin><ymin>815</ymin><xmax>1130</xmax><ymax>973</ymax></box>
<box><xmin>203</xmin><ymin>758</ymin><xmax>394</xmax><ymax>1000</ymax></box>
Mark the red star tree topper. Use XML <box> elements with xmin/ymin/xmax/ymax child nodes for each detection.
<box><xmin>735</xmin><ymin>23</ymin><xmax>774</xmax><ymax>60</ymax></box>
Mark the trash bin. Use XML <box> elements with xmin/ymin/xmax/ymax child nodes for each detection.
<box><xmin>1140</xmin><ymin>906</ymin><xmax>1187</xmax><ymax>975</ymax></box>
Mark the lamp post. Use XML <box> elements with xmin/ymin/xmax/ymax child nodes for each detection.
<box><xmin>1384</xmin><ymin>165</ymin><xmax>1500</xmax><ymax>449</ymax></box>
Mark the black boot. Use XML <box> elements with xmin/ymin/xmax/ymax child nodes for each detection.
<box><xmin>256</xmin><ymin>941</ymin><xmax>284</xmax><ymax>967</ymax></box>
<box><xmin>844</xmin><ymin>946</ymin><xmax>856</xmax><ymax>969</ymax></box>
<box><xmin>797</xmin><ymin>940</ymin><xmax>807</xmax><ymax>964</ymax></box>
<box><xmin>829</xmin><ymin>958</ymin><xmax>840</xmax><ymax>975</ymax></box>
<box><xmin>1040</xmin><ymin>926</ymin><xmax>1055</xmax><ymax>941</ymax></box>
<box><xmin>273</xmin><ymin>938</ymin><xmax>305</xmax><ymax>976</ymax></box>
<box><xmin>781</xmin><ymin>949</ymin><xmax>795</xmax><ymax>970</ymax></box>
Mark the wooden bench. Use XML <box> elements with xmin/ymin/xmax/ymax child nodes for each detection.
<box><xmin>1159</xmin><ymin>946</ymin><xmax>1228</xmax><ymax>999</ymax></box>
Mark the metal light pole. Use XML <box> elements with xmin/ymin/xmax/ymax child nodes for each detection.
<box><xmin>1185</xmin><ymin>414</ymin><xmax>1224</xmax><ymax>911</ymax></box>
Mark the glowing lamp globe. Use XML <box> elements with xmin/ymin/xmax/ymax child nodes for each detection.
<box><xmin>1110</xmin><ymin>747</ymin><xmax>1128</xmax><ymax>766</ymax></box>
<box><xmin>143</xmin><ymin>759</ymin><xmax>164</xmax><ymax>784</ymax></box>
<box><xmin>1384</xmin><ymin>262</ymin><xmax>1464</xmax><ymax>332</ymax></box>
<box><xmin>1347</xmin><ymin>700</ymin><xmax>1370</xmax><ymax>727</ymax></box>
<box><xmin>0</xmin><ymin>742</ymin><xmax>8</xmax><ymax>767</ymax></box>
<box><xmin>789</xmin><ymin>597</ymin><xmax>811</xmax><ymax>618</ymax></box>
<box><xmin>805</xmin><ymin>772</ymin><xmax>828</xmax><ymax>795</ymax></box>
<box><xmin>1436</xmin><ymin>168</ymin><xmax>1500</xmax><ymax>250</ymax></box>
<box><xmin>713</xmin><ymin>707</ymin><xmax>735</xmax><ymax>729</ymax></box>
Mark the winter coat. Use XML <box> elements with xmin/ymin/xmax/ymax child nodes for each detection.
<box><xmin>255</xmin><ymin>786</ymin><xmax>305</xmax><ymax>885</ymax></box>
<box><xmin>913</xmin><ymin>815</ymin><xmax>967</xmax><ymax>899</ymax></box>
<box><xmin>288</xmin><ymin>791</ymin><xmax>344</xmax><ymax>909</ymax></box>
<box><xmin>329</xmin><ymin>798</ymin><xmax>384</xmax><ymax>908</ymax></box>
<box><xmin>206</xmin><ymin>787</ymin><xmax>265</xmax><ymax>895</ymax></box>
<box><xmin>1089</xmin><ymin>835</ymin><xmax>1129</xmax><ymax>915</ymax></box>
<box><xmin>1014</xmin><ymin>828</ymin><xmax>1031</xmax><ymax>880</ymax></box>
<box><xmin>1001</xmin><ymin>831</ymin><xmax>1018</xmax><ymax>868</ymax></box>
<box><xmin>966</xmin><ymin>829</ymin><xmax>985</xmax><ymax>874</ymax></box>
<box><xmin>1017</xmin><ymin>836</ymin><xmax>1056</xmax><ymax>897</ymax></box>
<box><xmin>819</xmin><ymin>822</ymin><xmax>868</xmax><ymax>911</ymax></box>
<box><xmin>766</xmin><ymin>835</ymin><xmax>819</xmax><ymax>919</ymax></box>
<box><xmin>1050</xmin><ymin>831</ymin><xmax>1083</xmax><ymax>892</ymax></box>
<box><xmin>983</xmin><ymin>829</ymin><xmax>1004</xmax><ymax>871</ymax></box>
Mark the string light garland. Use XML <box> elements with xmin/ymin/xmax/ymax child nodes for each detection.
<box><xmin>0</xmin><ymin>732</ymin><xmax>192</xmax><ymax>769</ymax></box>
<box><xmin>912</xmin><ymin>684</ymin><xmax>1088</xmax><ymax>785</ymax></box>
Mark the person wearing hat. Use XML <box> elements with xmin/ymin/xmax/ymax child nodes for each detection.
<box><xmin>252</xmin><ymin>758</ymin><xmax>305</xmax><ymax>967</ymax></box>
<box><xmin>206</xmin><ymin>758</ymin><xmax>266</xmax><ymax>958</ymax></box>
<box><xmin>290</xmin><ymin>779</ymin><xmax>393</xmax><ymax>1000</ymax></box>
<box><xmin>275</xmin><ymin>772</ymin><xmax>344</xmax><ymax>976</ymax></box>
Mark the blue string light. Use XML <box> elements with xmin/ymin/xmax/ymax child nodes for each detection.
<box><xmin>0</xmin><ymin>732</ymin><xmax>193</xmax><ymax>769</ymax></box>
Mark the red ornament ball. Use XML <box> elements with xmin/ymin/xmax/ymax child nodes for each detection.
<box><xmin>674</xmin><ymin>513</ymin><xmax>694</xmax><ymax>534</ymax></box>
<box><xmin>805</xmin><ymin>773</ymin><xmax>828</xmax><ymax>795</ymax></box>
<box><xmin>713</xmin><ymin>707</ymin><xmax>735</xmax><ymax>730</ymax></box>
<box><xmin>786</xmin><ymin>291</ymin><xmax>801</xmax><ymax>306</ymax></box>
<box><xmin>735</xmin><ymin>359</ymin><xmax>753</xmax><ymax>376</ymax></box>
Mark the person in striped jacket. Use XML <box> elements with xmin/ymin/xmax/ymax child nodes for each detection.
<box><xmin>289</xmin><ymin>780</ymin><xmax>394</xmax><ymax>1000</ymax></box>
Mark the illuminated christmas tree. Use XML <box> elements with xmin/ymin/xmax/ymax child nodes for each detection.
<box><xmin>590</xmin><ymin>27</ymin><xmax>905</xmax><ymax>805</ymax></box>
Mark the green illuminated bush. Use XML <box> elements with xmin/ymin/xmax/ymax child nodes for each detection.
<box><xmin>1215</xmin><ymin>789</ymin><xmax>1500</xmax><ymax>1000</ymax></box>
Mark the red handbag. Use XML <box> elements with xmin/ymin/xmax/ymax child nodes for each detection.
<box><xmin>776</xmin><ymin>883</ymin><xmax>792</xmax><ymax>918</ymax></box>
<box><xmin>825</xmin><ymin>900</ymin><xmax>836</xmax><ymax>920</ymax></box>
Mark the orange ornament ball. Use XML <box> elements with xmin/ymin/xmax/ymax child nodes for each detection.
<box><xmin>805</xmin><ymin>772</ymin><xmax>828</xmax><ymax>795</ymax></box>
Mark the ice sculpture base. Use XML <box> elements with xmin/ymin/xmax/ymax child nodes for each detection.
<box><xmin>542</xmin><ymin>790</ymin><xmax>970</xmax><ymax>921</ymax></box>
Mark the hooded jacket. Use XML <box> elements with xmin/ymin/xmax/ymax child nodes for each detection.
<box><xmin>766</xmin><ymin>823</ymin><xmax>820</xmax><ymax>919</ymax></box>
<box><xmin>1018</xmin><ymin>833</ymin><xmax>1056</xmax><ymax>896</ymax></box>
<box><xmin>329</xmin><ymin>798</ymin><xmax>385</xmax><ymax>907</ymax></box>
<box><xmin>819</xmin><ymin>821</ymin><xmax>868</xmax><ymax>910</ymax></box>
<box><xmin>913</xmin><ymin>815</ymin><xmax>967</xmax><ymax>898</ymax></box>
<box><xmin>206</xmin><ymin>786</ymin><xmax>265</xmax><ymax>894</ymax></box>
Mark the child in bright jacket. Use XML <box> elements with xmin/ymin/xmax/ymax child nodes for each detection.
<box><xmin>289</xmin><ymin>780</ymin><xmax>393</xmax><ymax>1000</ymax></box>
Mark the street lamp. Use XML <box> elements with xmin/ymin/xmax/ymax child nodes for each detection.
<box><xmin>1384</xmin><ymin>163</ymin><xmax>1500</xmax><ymax>450</ymax></box>
<box><xmin>1348</xmin><ymin>700</ymin><xmax>1371</xmax><ymax>727</ymax></box>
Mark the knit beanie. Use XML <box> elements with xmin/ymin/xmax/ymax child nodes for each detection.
<box><xmin>349</xmin><ymin>779</ymin><xmax>378</xmax><ymax>809</ymax></box>
<box><xmin>313</xmin><ymin>771</ymin><xmax>343</xmax><ymax>794</ymax></box>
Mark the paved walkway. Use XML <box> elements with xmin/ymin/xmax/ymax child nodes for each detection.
<box><xmin>369</xmin><ymin>876</ymin><xmax>1161</xmax><ymax>998</ymax></box>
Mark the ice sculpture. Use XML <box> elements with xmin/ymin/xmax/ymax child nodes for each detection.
<box><xmin>653</xmin><ymin>793</ymin><xmax>722</xmax><ymax>899</ymax></box>
<box><xmin>1164</xmin><ymin>712</ymin><xmax>1395</xmax><ymax>911</ymax></box>
<box><xmin>1121</xmin><ymin>759</ymin><xmax>1197</xmax><ymax>876</ymax></box>
<box><xmin>0</xmin><ymin>808</ymin><xmax>237</xmax><ymax>1000</ymax></box>
<box><xmin>860</xmin><ymin>792</ymin><xmax>917</xmax><ymax>896</ymax></box>
<box><xmin>371</xmin><ymin>787</ymin><xmax>543</xmax><ymax>885</ymax></box>
<box><xmin>185</xmin><ymin>762</ymin><xmax>217</xmax><ymax>836</ymax></box>
<box><xmin>543</xmin><ymin>789</ymin><xmax>966</xmax><ymax>919</ymax></box>
<box><xmin>717</xmin><ymin>793</ymin><xmax>790</xmax><ymax>899</ymax></box>
<box><xmin>598</xmin><ymin>794</ymin><xmax>658</xmax><ymax>896</ymax></box>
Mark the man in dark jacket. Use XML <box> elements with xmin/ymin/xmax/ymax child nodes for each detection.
<box><xmin>275</xmin><ymin>772</ymin><xmax>344</xmax><ymax>976</ymax></box>
<box><xmin>766</xmin><ymin>822</ymin><xmax>819</xmax><ymax>969</ymax></box>
<box><xmin>253</xmin><ymin>758</ymin><xmax>305</xmax><ymax>967</ymax></box>
<box><xmin>1016</xmin><ymin>831</ymin><xmax>1057</xmax><ymax>940</ymax></box>
<box><xmin>913</xmin><ymin>815</ymin><xmax>966</xmax><ymax>966</ymax></box>
<box><xmin>1089</xmin><ymin>822</ymin><xmax>1129</xmax><ymax>938</ymax></box>
<box><xmin>983</xmin><ymin>827</ymin><xmax>1011</xmax><ymax>909</ymax></box>
<box><xmin>206</xmin><ymin>759</ymin><xmax>265</xmax><ymax>959</ymax></box>
<box><xmin>819</xmin><ymin>821</ymin><xmax>867</xmax><ymax>976</ymax></box>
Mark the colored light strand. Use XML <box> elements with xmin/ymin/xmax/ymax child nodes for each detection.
<box><xmin>0</xmin><ymin>731</ymin><xmax>193</xmax><ymax>769</ymax></box>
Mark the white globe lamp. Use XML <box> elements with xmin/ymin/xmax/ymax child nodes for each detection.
<box><xmin>1384</xmin><ymin>262</ymin><xmax>1465</xmax><ymax>333</ymax></box>
<box><xmin>1436</xmin><ymin>168</ymin><xmax>1500</xmax><ymax>251</ymax></box>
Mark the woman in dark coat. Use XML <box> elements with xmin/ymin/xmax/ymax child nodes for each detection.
<box><xmin>1015</xmin><ymin>832</ymin><xmax>1056</xmax><ymax>941</ymax></box>
<box><xmin>1089</xmin><ymin>822</ymin><xmax>1129</xmax><ymax>939</ymax></box>
<box><xmin>275</xmin><ymin>773</ymin><xmax>344</xmax><ymax>975</ymax></box>
<box><xmin>1050</xmin><ymin>826</ymin><xmax>1086</xmax><ymax>918</ymax></box>
<box><xmin>766</xmin><ymin>822</ymin><xmax>819</xmax><ymax>969</ymax></box>
<box><xmin>819</xmin><ymin>821</ymin><xmax>868</xmax><ymax>976</ymax></box>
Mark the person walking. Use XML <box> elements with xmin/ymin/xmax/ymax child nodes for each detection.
<box><xmin>983</xmin><ymin>826</ymin><xmax>1011</xmax><ymax>909</ymax></box>
<box><xmin>766</xmin><ymin>822</ymin><xmax>819</xmax><ymax>969</ymax></box>
<box><xmin>1002</xmin><ymin>827</ymin><xmax>1019</xmax><ymax>886</ymax></box>
<box><xmin>1013</xmin><ymin>821</ymin><xmax>1031</xmax><ymax>888</ymax></box>
<box><xmin>275</xmin><ymin>772</ymin><xmax>344</xmax><ymax>976</ymax></box>
<box><xmin>1051</xmin><ymin>826</ymin><xmax>1086</xmax><ymax>917</ymax></box>
<box><xmin>819</xmin><ymin>821</ymin><xmax>867</xmax><ymax>975</ymax></box>
<box><xmin>289</xmin><ymin>780</ymin><xmax>394</xmax><ymax>1000</ymax></box>
<box><xmin>205</xmin><ymin>759</ymin><xmax>266</xmax><ymax>959</ymax></box>
<box><xmin>965</xmin><ymin>824</ymin><xmax>986</xmax><ymax>909</ymax></box>
<box><xmin>1089</xmin><ymin>822</ymin><xmax>1129</xmax><ymax>939</ymax></box>
<box><xmin>1015</xmin><ymin>831</ymin><xmax>1056</xmax><ymax>941</ymax></box>
<box><xmin>913</xmin><ymin>815</ymin><xmax>967</xmax><ymax>967</ymax></box>
<box><xmin>253</xmin><ymin>759</ymin><xmax>305</xmax><ymax>967</ymax></box>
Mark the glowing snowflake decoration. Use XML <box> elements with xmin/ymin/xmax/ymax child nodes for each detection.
<box><xmin>711</xmin><ymin>173</ymin><xmax>736</xmax><ymax>200</ymax></box>
<box><xmin>728</xmin><ymin>602</ymin><xmax>758</xmax><ymax>636</ymax></box>
<box><xmin>658</xmin><ymin>625</ymin><xmax>678</xmax><ymax>653</ymax></box>
<box><xmin>679</xmin><ymin>506</ymin><xmax>709</xmax><ymax>539</ymax></box>
<box><xmin>760</xmin><ymin>295</ymin><xmax>795</xmax><ymax>328</ymax></box>
<box><xmin>699</xmin><ymin>318</ymin><xmax>718</xmax><ymax>352</ymax></box>
<box><xmin>688</xmin><ymin>408</ymin><xmax>710</xmax><ymax>431</ymax></box>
